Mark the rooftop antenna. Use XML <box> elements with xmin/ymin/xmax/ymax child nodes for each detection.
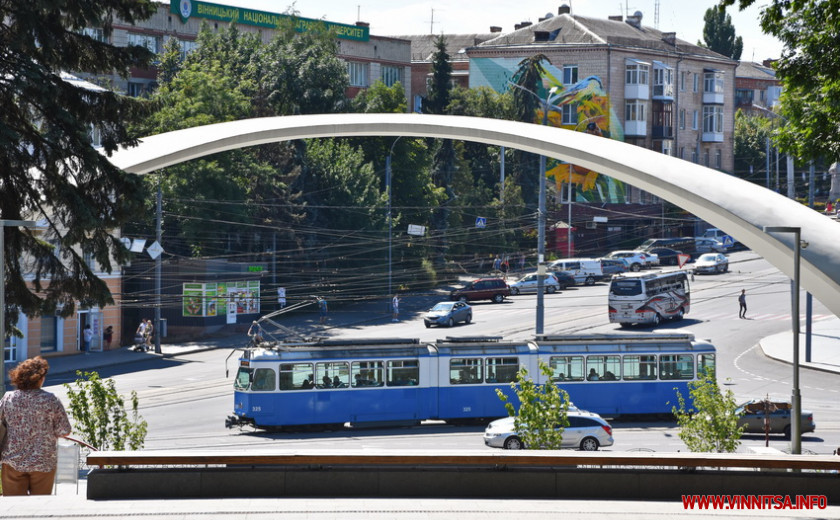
<box><xmin>357</xmin><ymin>4</ymin><xmax>360</xmax><ymax>22</ymax></box>
<box><xmin>654</xmin><ymin>0</ymin><xmax>659</xmax><ymax>29</ymax></box>
<box><xmin>429</xmin><ymin>8</ymin><xmax>435</xmax><ymax>34</ymax></box>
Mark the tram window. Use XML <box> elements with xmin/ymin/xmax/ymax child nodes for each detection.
<box><xmin>486</xmin><ymin>357</ymin><xmax>519</xmax><ymax>383</ymax></box>
<box><xmin>251</xmin><ymin>368</ymin><xmax>276</xmax><ymax>391</ymax></box>
<box><xmin>623</xmin><ymin>355</ymin><xmax>657</xmax><ymax>380</ymax></box>
<box><xmin>279</xmin><ymin>362</ymin><xmax>314</xmax><ymax>390</ymax></box>
<box><xmin>234</xmin><ymin>367</ymin><xmax>251</xmax><ymax>390</ymax></box>
<box><xmin>316</xmin><ymin>362</ymin><xmax>349</xmax><ymax>389</ymax></box>
<box><xmin>549</xmin><ymin>356</ymin><xmax>584</xmax><ymax>381</ymax></box>
<box><xmin>697</xmin><ymin>353</ymin><xmax>715</xmax><ymax>378</ymax></box>
<box><xmin>352</xmin><ymin>361</ymin><xmax>384</xmax><ymax>387</ymax></box>
<box><xmin>659</xmin><ymin>354</ymin><xmax>693</xmax><ymax>380</ymax></box>
<box><xmin>586</xmin><ymin>355</ymin><xmax>620</xmax><ymax>381</ymax></box>
<box><xmin>450</xmin><ymin>358</ymin><xmax>483</xmax><ymax>384</ymax></box>
<box><xmin>387</xmin><ymin>359</ymin><xmax>419</xmax><ymax>386</ymax></box>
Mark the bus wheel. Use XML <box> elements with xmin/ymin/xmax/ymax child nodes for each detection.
<box><xmin>652</xmin><ymin>313</ymin><xmax>662</xmax><ymax>326</ymax></box>
<box><xmin>676</xmin><ymin>308</ymin><xmax>685</xmax><ymax>321</ymax></box>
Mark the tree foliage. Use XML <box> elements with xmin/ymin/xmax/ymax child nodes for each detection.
<box><xmin>721</xmin><ymin>0</ymin><xmax>840</xmax><ymax>160</ymax></box>
<box><xmin>510</xmin><ymin>55</ymin><xmax>551</xmax><ymax>210</ymax></box>
<box><xmin>64</xmin><ymin>371</ymin><xmax>147</xmax><ymax>451</ymax></box>
<box><xmin>734</xmin><ymin>109</ymin><xmax>773</xmax><ymax>179</ymax></box>
<box><xmin>0</xmin><ymin>0</ymin><xmax>155</xmax><ymax>331</ymax></box>
<box><xmin>496</xmin><ymin>360</ymin><xmax>570</xmax><ymax>450</ymax></box>
<box><xmin>672</xmin><ymin>369</ymin><xmax>743</xmax><ymax>453</ymax></box>
<box><xmin>700</xmin><ymin>7</ymin><xmax>743</xmax><ymax>60</ymax></box>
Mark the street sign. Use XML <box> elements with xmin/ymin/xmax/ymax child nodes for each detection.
<box><xmin>475</xmin><ymin>217</ymin><xmax>487</xmax><ymax>228</ymax></box>
<box><xmin>407</xmin><ymin>224</ymin><xmax>425</xmax><ymax>236</ymax></box>
<box><xmin>677</xmin><ymin>254</ymin><xmax>691</xmax><ymax>268</ymax></box>
<box><xmin>722</xmin><ymin>235</ymin><xmax>735</xmax><ymax>246</ymax></box>
<box><xmin>146</xmin><ymin>240</ymin><xmax>164</xmax><ymax>260</ymax></box>
<box><xmin>130</xmin><ymin>238</ymin><xmax>146</xmax><ymax>253</ymax></box>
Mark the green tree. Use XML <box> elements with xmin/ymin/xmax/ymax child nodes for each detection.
<box><xmin>734</xmin><ymin>109</ymin><xmax>774</xmax><ymax>181</ymax></box>
<box><xmin>511</xmin><ymin>55</ymin><xmax>551</xmax><ymax>211</ymax></box>
<box><xmin>64</xmin><ymin>371</ymin><xmax>147</xmax><ymax>451</ymax></box>
<box><xmin>672</xmin><ymin>369</ymin><xmax>743</xmax><ymax>453</ymax></box>
<box><xmin>700</xmin><ymin>7</ymin><xmax>743</xmax><ymax>60</ymax></box>
<box><xmin>496</xmin><ymin>360</ymin><xmax>571</xmax><ymax>450</ymax></box>
<box><xmin>721</xmin><ymin>0</ymin><xmax>840</xmax><ymax>161</ymax></box>
<box><xmin>421</xmin><ymin>35</ymin><xmax>452</xmax><ymax>116</ymax></box>
<box><xmin>0</xmin><ymin>0</ymin><xmax>155</xmax><ymax>331</ymax></box>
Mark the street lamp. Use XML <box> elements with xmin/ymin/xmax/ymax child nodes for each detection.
<box><xmin>509</xmin><ymin>83</ymin><xmax>559</xmax><ymax>335</ymax></box>
<box><xmin>386</xmin><ymin>136</ymin><xmax>403</xmax><ymax>297</ymax></box>
<box><xmin>763</xmin><ymin>225</ymin><xmax>803</xmax><ymax>455</ymax></box>
<box><xmin>1</xmin><ymin>219</ymin><xmax>37</xmax><ymax>390</ymax></box>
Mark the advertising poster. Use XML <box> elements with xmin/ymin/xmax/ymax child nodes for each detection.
<box><xmin>182</xmin><ymin>281</ymin><xmax>260</xmax><ymax>317</ymax></box>
<box><xmin>183</xmin><ymin>283</ymin><xmax>204</xmax><ymax>317</ymax></box>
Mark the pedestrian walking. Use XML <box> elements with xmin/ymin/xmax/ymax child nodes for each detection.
<box><xmin>0</xmin><ymin>356</ymin><xmax>72</xmax><ymax>495</ymax></box>
<box><xmin>82</xmin><ymin>324</ymin><xmax>93</xmax><ymax>354</ymax></box>
<box><xmin>738</xmin><ymin>289</ymin><xmax>747</xmax><ymax>319</ymax></box>
<box><xmin>318</xmin><ymin>297</ymin><xmax>328</xmax><ymax>324</ymax></box>
<box><xmin>392</xmin><ymin>294</ymin><xmax>400</xmax><ymax>322</ymax></box>
<box><xmin>493</xmin><ymin>255</ymin><xmax>501</xmax><ymax>273</ymax></box>
<box><xmin>103</xmin><ymin>325</ymin><xmax>113</xmax><ymax>350</ymax></box>
<box><xmin>144</xmin><ymin>318</ymin><xmax>154</xmax><ymax>349</ymax></box>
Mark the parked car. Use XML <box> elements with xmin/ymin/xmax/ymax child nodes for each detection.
<box><xmin>424</xmin><ymin>301</ymin><xmax>472</xmax><ymax>328</ymax></box>
<box><xmin>636</xmin><ymin>237</ymin><xmax>696</xmax><ymax>256</ymax></box>
<box><xmin>552</xmin><ymin>270</ymin><xmax>576</xmax><ymax>289</ymax></box>
<box><xmin>599</xmin><ymin>258</ymin><xmax>627</xmax><ymax>277</ymax></box>
<box><xmin>702</xmin><ymin>228</ymin><xmax>743</xmax><ymax>250</ymax></box>
<box><xmin>736</xmin><ymin>399</ymin><xmax>816</xmax><ymax>437</ymax></box>
<box><xmin>450</xmin><ymin>277</ymin><xmax>510</xmax><ymax>303</ymax></box>
<box><xmin>694</xmin><ymin>237</ymin><xmax>728</xmax><ymax>255</ymax></box>
<box><xmin>602</xmin><ymin>250</ymin><xmax>657</xmax><ymax>272</ymax></box>
<box><xmin>647</xmin><ymin>247</ymin><xmax>684</xmax><ymax>266</ymax></box>
<box><xmin>546</xmin><ymin>258</ymin><xmax>603</xmax><ymax>285</ymax></box>
<box><xmin>509</xmin><ymin>272</ymin><xmax>561</xmax><ymax>295</ymax></box>
<box><xmin>693</xmin><ymin>253</ymin><xmax>728</xmax><ymax>274</ymax></box>
<box><xmin>483</xmin><ymin>410</ymin><xmax>614</xmax><ymax>451</ymax></box>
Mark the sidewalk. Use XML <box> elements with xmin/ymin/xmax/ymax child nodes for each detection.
<box><xmin>758</xmin><ymin>317</ymin><xmax>840</xmax><ymax>375</ymax></box>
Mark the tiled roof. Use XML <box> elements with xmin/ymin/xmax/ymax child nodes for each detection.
<box><xmin>736</xmin><ymin>61</ymin><xmax>777</xmax><ymax>80</ymax></box>
<box><xmin>393</xmin><ymin>33</ymin><xmax>499</xmax><ymax>61</ymax></box>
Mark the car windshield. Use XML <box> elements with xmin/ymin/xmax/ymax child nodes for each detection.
<box><xmin>610</xmin><ymin>279</ymin><xmax>642</xmax><ymax>296</ymax></box>
<box><xmin>431</xmin><ymin>303</ymin><xmax>454</xmax><ymax>312</ymax></box>
<box><xmin>698</xmin><ymin>254</ymin><xmax>716</xmax><ymax>262</ymax></box>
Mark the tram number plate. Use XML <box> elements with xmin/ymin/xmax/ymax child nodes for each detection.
<box><xmin>462</xmin><ymin>406</ymin><xmax>471</xmax><ymax>412</ymax></box>
<box><xmin>251</xmin><ymin>406</ymin><xmax>261</xmax><ymax>412</ymax></box>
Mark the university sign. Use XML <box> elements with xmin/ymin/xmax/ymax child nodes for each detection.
<box><xmin>173</xmin><ymin>0</ymin><xmax>369</xmax><ymax>41</ymax></box>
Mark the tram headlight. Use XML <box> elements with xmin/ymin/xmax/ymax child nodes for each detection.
<box><xmin>235</xmin><ymin>401</ymin><xmax>243</xmax><ymax>410</ymax></box>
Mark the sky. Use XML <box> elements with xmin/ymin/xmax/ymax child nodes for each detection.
<box><xmin>216</xmin><ymin>0</ymin><xmax>784</xmax><ymax>62</ymax></box>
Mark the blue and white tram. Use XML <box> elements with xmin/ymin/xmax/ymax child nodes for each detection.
<box><xmin>532</xmin><ymin>333</ymin><xmax>716</xmax><ymax>416</ymax></box>
<box><xmin>225</xmin><ymin>333</ymin><xmax>715</xmax><ymax>430</ymax></box>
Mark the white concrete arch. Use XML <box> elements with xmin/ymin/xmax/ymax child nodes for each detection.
<box><xmin>109</xmin><ymin>113</ymin><xmax>840</xmax><ymax>317</ymax></box>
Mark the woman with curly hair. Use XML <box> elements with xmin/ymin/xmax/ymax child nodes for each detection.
<box><xmin>0</xmin><ymin>356</ymin><xmax>71</xmax><ymax>495</ymax></box>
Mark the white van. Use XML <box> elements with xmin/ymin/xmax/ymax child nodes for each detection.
<box><xmin>547</xmin><ymin>258</ymin><xmax>603</xmax><ymax>286</ymax></box>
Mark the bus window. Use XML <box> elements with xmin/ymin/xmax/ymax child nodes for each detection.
<box><xmin>352</xmin><ymin>361</ymin><xmax>384</xmax><ymax>387</ymax></box>
<box><xmin>586</xmin><ymin>355</ymin><xmax>621</xmax><ymax>381</ymax></box>
<box><xmin>251</xmin><ymin>368</ymin><xmax>276</xmax><ymax>391</ymax></box>
<box><xmin>659</xmin><ymin>354</ymin><xmax>694</xmax><ymax>380</ymax></box>
<box><xmin>234</xmin><ymin>367</ymin><xmax>251</xmax><ymax>390</ymax></box>
<box><xmin>549</xmin><ymin>356</ymin><xmax>584</xmax><ymax>381</ymax></box>
<box><xmin>697</xmin><ymin>353</ymin><xmax>715</xmax><ymax>378</ymax></box>
<box><xmin>450</xmin><ymin>358</ymin><xmax>483</xmax><ymax>384</ymax></box>
<box><xmin>279</xmin><ymin>363</ymin><xmax>313</xmax><ymax>390</ymax></box>
<box><xmin>623</xmin><ymin>355</ymin><xmax>657</xmax><ymax>380</ymax></box>
<box><xmin>316</xmin><ymin>361</ymin><xmax>349</xmax><ymax>388</ymax></box>
<box><xmin>486</xmin><ymin>357</ymin><xmax>519</xmax><ymax>383</ymax></box>
<box><xmin>610</xmin><ymin>279</ymin><xmax>642</xmax><ymax>296</ymax></box>
<box><xmin>387</xmin><ymin>359</ymin><xmax>419</xmax><ymax>386</ymax></box>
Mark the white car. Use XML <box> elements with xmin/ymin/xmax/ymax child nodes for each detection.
<box><xmin>509</xmin><ymin>272</ymin><xmax>562</xmax><ymax>295</ymax></box>
<box><xmin>603</xmin><ymin>250</ymin><xmax>658</xmax><ymax>272</ymax></box>
<box><xmin>693</xmin><ymin>253</ymin><xmax>729</xmax><ymax>274</ymax></box>
<box><xmin>483</xmin><ymin>410</ymin><xmax>614</xmax><ymax>451</ymax></box>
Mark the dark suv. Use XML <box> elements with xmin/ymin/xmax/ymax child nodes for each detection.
<box><xmin>450</xmin><ymin>278</ymin><xmax>510</xmax><ymax>303</ymax></box>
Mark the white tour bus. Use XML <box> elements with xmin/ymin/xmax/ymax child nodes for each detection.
<box><xmin>608</xmin><ymin>271</ymin><xmax>690</xmax><ymax>327</ymax></box>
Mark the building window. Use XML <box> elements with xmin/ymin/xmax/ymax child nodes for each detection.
<box><xmin>680</xmin><ymin>71</ymin><xmax>687</xmax><ymax>92</ymax></box>
<box><xmin>693</xmin><ymin>73</ymin><xmax>699</xmax><ymax>92</ymax></box>
<box><xmin>691</xmin><ymin>150</ymin><xmax>698</xmax><ymax>163</ymax></box>
<box><xmin>89</xmin><ymin>125</ymin><xmax>102</xmax><ymax>148</ymax></box>
<box><xmin>346</xmin><ymin>61</ymin><xmax>367</xmax><ymax>87</ymax></box>
<box><xmin>178</xmin><ymin>39</ymin><xmax>197</xmax><ymax>61</ymax></box>
<box><xmin>40</xmin><ymin>316</ymin><xmax>57</xmax><ymax>353</ymax></box>
<box><xmin>563</xmin><ymin>65</ymin><xmax>578</xmax><ymax>85</ymax></box>
<box><xmin>625</xmin><ymin>100</ymin><xmax>646</xmax><ymax>122</ymax></box>
<box><xmin>653</xmin><ymin>65</ymin><xmax>673</xmax><ymax>97</ymax></box>
<box><xmin>127</xmin><ymin>32</ymin><xmax>159</xmax><ymax>53</ymax></box>
<box><xmin>127</xmin><ymin>82</ymin><xmax>145</xmax><ymax>97</ymax></box>
<box><xmin>679</xmin><ymin>147</ymin><xmax>685</xmax><ymax>159</ymax></box>
<box><xmin>561</xmin><ymin>103</ymin><xmax>578</xmax><ymax>125</ymax></box>
<box><xmin>81</xmin><ymin>27</ymin><xmax>106</xmax><ymax>42</ymax></box>
<box><xmin>703</xmin><ymin>71</ymin><xmax>724</xmax><ymax>94</ymax></box>
<box><xmin>662</xmin><ymin>141</ymin><xmax>672</xmax><ymax>156</ymax></box>
<box><xmin>679</xmin><ymin>109</ymin><xmax>685</xmax><ymax>130</ymax></box>
<box><xmin>625</xmin><ymin>63</ymin><xmax>649</xmax><ymax>85</ymax></box>
<box><xmin>381</xmin><ymin>65</ymin><xmax>401</xmax><ymax>87</ymax></box>
<box><xmin>703</xmin><ymin>150</ymin><xmax>710</xmax><ymax>167</ymax></box>
<box><xmin>715</xmin><ymin>149</ymin><xmax>722</xmax><ymax>169</ymax></box>
<box><xmin>735</xmin><ymin>88</ymin><xmax>753</xmax><ymax>106</ymax></box>
<box><xmin>692</xmin><ymin>110</ymin><xmax>698</xmax><ymax>130</ymax></box>
<box><xmin>652</xmin><ymin>101</ymin><xmax>673</xmax><ymax>138</ymax></box>
<box><xmin>703</xmin><ymin>105</ymin><xmax>724</xmax><ymax>133</ymax></box>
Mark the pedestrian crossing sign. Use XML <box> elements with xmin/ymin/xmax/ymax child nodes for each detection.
<box><xmin>475</xmin><ymin>217</ymin><xmax>487</xmax><ymax>228</ymax></box>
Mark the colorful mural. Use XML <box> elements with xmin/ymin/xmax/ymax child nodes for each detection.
<box><xmin>470</xmin><ymin>57</ymin><xmax>626</xmax><ymax>203</ymax></box>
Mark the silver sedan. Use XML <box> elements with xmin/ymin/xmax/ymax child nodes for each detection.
<box><xmin>693</xmin><ymin>253</ymin><xmax>729</xmax><ymax>274</ymax></box>
<box><xmin>424</xmin><ymin>301</ymin><xmax>472</xmax><ymax>328</ymax></box>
